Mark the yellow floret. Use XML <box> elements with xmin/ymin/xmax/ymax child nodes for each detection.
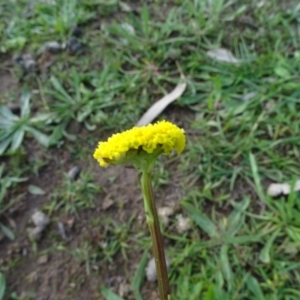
<box><xmin>93</xmin><ymin>120</ymin><xmax>186</xmax><ymax>167</ymax></box>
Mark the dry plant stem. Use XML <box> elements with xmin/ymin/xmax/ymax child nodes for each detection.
<box><xmin>140</xmin><ymin>171</ymin><xmax>171</xmax><ymax>300</ymax></box>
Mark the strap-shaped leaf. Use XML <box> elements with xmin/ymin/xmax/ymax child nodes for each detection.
<box><xmin>182</xmin><ymin>202</ymin><xmax>219</xmax><ymax>238</ymax></box>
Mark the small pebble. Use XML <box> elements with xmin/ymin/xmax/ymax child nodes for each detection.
<box><xmin>66</xmin><ymin>217</ymin><xmax>75</xmax><ymax>229</ymax></box>
<box><xmin>37</xmin><ymin>254</ymin><xmax>49</xmax><ymax>265</ymax></box>
<box><xmin>31</xmin><ymin>210</ymin><xmax>50</xmax><ymax>229</ymax></box>
<box><xmin>27</xmin><ymin>227</ymin><xmax>43</xmax><ymax>241</ymax></box>
<box><xmin>68</xmin><ymin>166</ymin><xmax>81</xmax><ymax>180</ymax></box>
<box><xmin>42</xmin><ymin>41</ymin><xmax>63</xmax><ymax>54</ymax></box>
<box><xmin>176</xmin><ymin>214</ymin><xmax>191</xmax><ymax>233</ymax></box>
<box><xmin>13</xmin><ymin>53</ymin><xmax>37</xmax><ymax>72</ymax></box>
<box><xmin>72</xmin><ymin>27</ymin><xmax>83</xmax><ymax>37</ymax></box>
<box><xmin>67</xmin><ymin>37</ymin><xmax>83</xmax><ymax>55</ymax></box>
<box><xmin>146</xmin><ymin>256</ymin><xmax>171</xmax><ymax>282</ymax></box>
<box><xmin>267</xmin><ymin>180</ymin><xmax>300</xmax><ymax>197</ymax></box>
<box><xmin>102</xmin><ymin>195</ymin><xmax>114</xmax><ymax>210</ymax></box>
<box><xmin>158</xmin><ymin>206</ymin><xmax>174</xmax><ymax>226</ymax></box>
<box><xmin>57</xmin><ymin>221</ymin><xmax>71</xmax><ymax>241</ymax></box>
<box><xmin>26</xmin><ymin>271</ymin><xmax>38</xmax><ymax>283</ymax></box>
<box><xmin>118</xmin><ymin>281</ymin><xmax>130</xmax><ymax>298</ymax></box>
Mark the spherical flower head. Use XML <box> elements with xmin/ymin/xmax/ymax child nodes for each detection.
<box><xmin>93</xmin><ymin>120</ymin><xmax>186</xmax><ymax>167</ymax></box>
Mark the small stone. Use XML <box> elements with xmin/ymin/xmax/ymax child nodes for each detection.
<box><xmin>72</xmin><ymin>27</ymin><xmax>83</xmax><ymax>37</ymax></box>
<box><xmin>31</xmin><ymin>210</ymin><xmax>50</xmax><ymax>229</ymax></box>
<box><xmin>150</xmin><ymin>290</ymin><xmax>159</xmax><ymax>300</ymax></box>
<box><xmin>267</xmin><ymin>183</ymin><xmax>285</xmax><ymax>197</ymax></box>
<box><xmin>267</xmin><ymin>180</ymin><xmax>300</xmax><ymax>197</ymax></box>
<box><xmin>68</xmin><ymin>166</ymin><xmax>81</xmax><ymax>181</ymax></box>
<box><xmin>176</xmin><ymin>214</ymin><xmax>191</xmax><ymax>233</ymax></box>
<box><xmin>66</xmin><ymin>218</ymin><xmax>75</xmax><ymax>229</ymax></box>
<box><xmin>14</xmin><ymin>53</ymin><xmax>37</xmax><ymax>72</ymax></box>
<box><xmin>42</xmin><ymin>41</ymin><xmax>63</xmax><ymax>54</ymax></box>
<box><xmin>27</xmin><ymin>227</ymin><xmax>43</xmax><ymax>241</ymax></box>
<box><xmin>118</xmin><ymin>281</ymin><xmax>130</xmax><ymax>298</ymax></box>
<box><xmin>57</xmin><ymin>221</ymin><xmax>71</xmax><ymax>241</ymax></box>
<box><xmin>102</xmin><ymin>195</ymin><xmax>114</xmax><ymax>210</ymax></box>
<box><xmin>67</xmin><ymin>37</ymin><xmax>83</xmax><ymax>55</ymax></box>
<box><xmin>146</xmin><ymin>256</ymin><xmax>171</xmax><ymax>282</ymax></box>
<box><xmin>26</xmin><ymin>271</ymin><xmax>38</xmax><ymax>283</ymax></box>
<box><xmin>37</xmin><ymin>254</ymin><xmax>49</xmax><ymax>264</ymax></box>
<box><xmin>158</xmin><ymin>206</ymin><xmax>174</xmax><ymax>226</ymax></box>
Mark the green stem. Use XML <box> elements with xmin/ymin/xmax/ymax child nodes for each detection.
<box><xmin>140</xmin><ymin>171</ymin><xmax>171</xmax><ymax>300</ymax></box>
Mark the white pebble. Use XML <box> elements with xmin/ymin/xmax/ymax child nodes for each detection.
<box><xmin>31</xmin><ymin>210</ymin><xmax>50</xmax><ymax>229</ymax></box>
<box><xmin>146</xmin><ymin>256</ymin><xmax>171</xmax><ymax>282</ymax></box>
<box><xmin>176</xmin><ymin>214</ymin><xmax>191</xmax><ymax>233</ymax></box>
<box><xmin>158</xmin><ymin>207</ymin><xmax>174</xmax><ymax>226</ymax></box>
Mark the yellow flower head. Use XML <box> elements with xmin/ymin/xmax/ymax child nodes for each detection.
<box><xmin>93</xmin><ymin>120</ymin><xmax>185</xmax><ymax>167</ymax></box>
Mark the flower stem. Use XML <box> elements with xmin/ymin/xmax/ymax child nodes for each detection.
<box><xmin>140</xmin><ymin>170</ymin><xmax>171</xmax><ymax>300</ymax></box>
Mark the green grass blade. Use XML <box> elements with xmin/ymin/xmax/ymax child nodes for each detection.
<box><xmin>246</xmin><ymin>274</ymin><xmax>264</xmax><ymax>300</ymax></box>
<box><xmin>0</xmin><ymin>106</ymin><xmax>18</xmax><ymax>121</ymax></box>
<box><xmin>0</xmin><ymin>138</ymin><xmax>11</xmax><ymax>156</ymax></box>
<box><xmin>259</xmin><ymin>228</ymin><xmax>280</xmax><ymax>264</ymax></box>
<box><xmin>182</xmin><ymin>202</ymin><xmax>219</xmax><ymax>238</ymax></box>
<box><xmin>220</xmin><ymin>245</ymin><xmax>233</xmax><ymax>291</ymax></box>
<box><xmin>20</xmin><ymin>86</ymin><xmax>31</xmax><ymax>117</ymax></box>
<box><xmin>101</xmin><ymin>286</ymin><xmax>125</xmax><ymax>300</ymax></box>
<box><xmin>26</xmin><ymin>127</ymin><xmax>50</xmax><ymax>147</ymax></box>
<box><xmin>0</xmin><ymin>223</ymin><xmax>15</xmax><ymax>240</ymax></box>
<box><xmin>0</xmin><ymin>272</ymin><xmax>5</xmax><ymax>300</ymax></box>
<box><xmin>249</xmin><ymin>152</ymin><xmax>266</xmax><ymax>203</ymax></box>
<box><xmin>131</xmin><ymin>250</ymin><xmax>148</xmax><ymax>300</ymax></box>
<box><xmin>50</xmin><ymin>76</ymin><xmax>74</xmax><ymax>103</ymax></box>
<box><xmin>10</xmin><ymin>129</ymin><xmax>25</xmax><ymax>152</ymax></box>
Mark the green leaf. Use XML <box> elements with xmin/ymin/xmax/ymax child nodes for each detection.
<box><xmin>246</xmin><ymin>274</ymin><xmax>264</xmax><ymax>300</ymax></box>
<box><xmin>226</xmin><ymin>198</ymin><xmax>249</xmax><ymax>237</ymax></box>
<box><xmin>101</xmin><ymin>286</ymin><xmax>124</xmax><ymax>300</ymax></box>
<box><xmin>220</xmin><ymin>245</ymin><xmax>233</xmax><ymax>291</ymax></box>
<box><xmin>0</xmin><ymin>105</ymin><xmax>18</xmax><ymax>121</ymax></box>
<box><xmin>63</xmin><ymin>130</ymin><xmax>77</xmax><ymax>141</ymax></box>
<box><xmin>259</xmin><ymin>229</ymin><xmax>279</xmax><ymax>264</ymax></box>
<box><xmin>182</xmin><ymin>202</ymin><xmax>219</xmax><ymax>238</ymax></box>
<box><xmin>50</xmin><ymin>76</ymin><xmax>74</xmax><ymax>103</ymax></box>
<box><xmin>274</xmin><ymin>66</ymin><xmax>290</xmax><ymax>78</ymax></box>
<box><xmin>30</xmin><ymin>112</ymin><xmax>53</xmax><ymax>123</ymax></box>
<box><xmin>131</xmin><ymin>250</ymin><xmax>148</xmax><ymax>300</ymax></box>
<box><xmin>26</xmin><ymin>127</ymin><xmax>50</xmax><ymax>147</ymax></box>
<box><xmin>0</xmin><ymin>272</ymin><xmax>5</xmax><ymax>300</ymax></box>
<box><xmin>28</xmin><ymin>185</ymin><xmax>46</xmax><ymax>195</ymax></box>
<box><xmin>20</xmin><ymin>87</ymin><xmax>31</xmax><ymax>117</ymax></box>
<box><xmin>0</xmin><ymin>138</ymin><xmax>11</xmax><ymax>155</ymax></box>
<box><xmin>10</xmin><ymin>130</ymin><xmax>25</xmax><ymax>151</ymax></box>
<box><xmin>249</xmin><ymin>152</ymin><xmax>266</xmax><ymax>203</ymax></box>
<box><xmin>84</xmin><ymin>121</ymin><xmax>96</xmax><ymax>131</ymax></box>
<box><xmin>0</xmin><ymin>223</ymin><xmax>15</xmax><ymax>240</ymax></box>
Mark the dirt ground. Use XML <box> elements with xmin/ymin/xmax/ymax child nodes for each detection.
<box><xmin>0</xmin><ymin>61</ymin><xmax>192</xmax><ymax>299</ymax></box>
